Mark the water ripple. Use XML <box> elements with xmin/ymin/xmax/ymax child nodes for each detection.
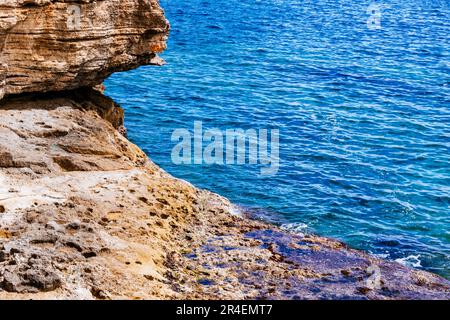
<box><xmin>106</xmin><ymin>0</ymin><xmax>450</xmax><ymax>278</ymax></box>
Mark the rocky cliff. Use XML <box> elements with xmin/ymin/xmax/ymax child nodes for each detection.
<box><xmin>1</xmin><ymin>90</ymin><xmax>449</xmax><ymax>299</ymax></box>
<box><xmin>0</xmin><ymin>1</ymin><xmax>449</xmax><ymax>299</ymax></box>
<box><xmin>0</xmin><ymin>0</ymin><xmax>169</xmax><ymax>99</ymax></box>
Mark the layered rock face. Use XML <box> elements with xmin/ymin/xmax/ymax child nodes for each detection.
<box><xmin>0</xmin><ymin>0</ymin><xmax>169</xmax><ymax>99</ymax></box>
<box><xmin>0</xmin><ymin>0</ymin><xmax>449</xmax><ymax>300</ymax></box>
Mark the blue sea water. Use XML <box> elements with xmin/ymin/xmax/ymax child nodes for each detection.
<box><xmin>106</xmin><ymin>0</ymin><xmax>450</xmax><ymax>278</ymax></box>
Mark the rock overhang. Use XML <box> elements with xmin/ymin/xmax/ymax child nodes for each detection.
<box><xmin>0</xmin><ymin>0</ymin><xmax>170</xmax><ymax>100</ymax></box>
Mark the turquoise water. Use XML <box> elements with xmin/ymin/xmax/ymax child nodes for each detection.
<box><xmin>106</xmin><ymin>0</ymin><xmax>450</xmax><ymax>278</ymax></box>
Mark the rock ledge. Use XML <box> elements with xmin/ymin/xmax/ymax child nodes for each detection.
<box><xmin>0</xmin><ymin>91</ymin><xmax>449</xmax><ymax>299</ymax></box>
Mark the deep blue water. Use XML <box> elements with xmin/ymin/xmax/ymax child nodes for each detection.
<box><xmin>106</xmin><ymin>0</ymin><xmax>450</xmax><ymax>278</ymax></box>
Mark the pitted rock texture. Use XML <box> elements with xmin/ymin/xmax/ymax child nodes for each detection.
<box><xmin>0</xmin><ymin>1</ymin><xmax>449</xmax><ymax>300</ymax></box>
<box><xmin>0</xmin><ymin>91</ymin><xmax>449</xmax><ymax>299</ymax></box>
<box><xmin>0</xmin><ymin>0</ymin><xmax>169</xmax><ymax>100</ymax></box>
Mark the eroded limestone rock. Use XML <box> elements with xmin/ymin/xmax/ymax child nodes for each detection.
<box><xmin>0</xmin><ymin>0</ymin><xmax>449</xmax><ymax>301</ymax></box>
<box><xmin>0</xmin><ymin>92</ymin><xmax>449</xmax><ymax>299</ymax></box>
<box><xmin>0</xmin><ymin>0</ymin><xmax>169</xmax><ymax>99</ymax></box>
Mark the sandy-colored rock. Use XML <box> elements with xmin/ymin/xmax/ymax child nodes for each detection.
<box><xmin>0</xmin><ymin>91</ymin><xmax>449</xmax><ymax>299</ymax></box>
<box><xmin>0</xmin><ymin>0</ymin><xmax>448</xmax><ymax>301</ymax></box>
<box><xmin>0</xmin><ymin>0</ymin><xmax>169</xmax><ymax>99</ymax></box>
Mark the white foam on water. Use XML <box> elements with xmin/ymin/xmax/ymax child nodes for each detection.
<box><xmin>229</xmin><ymin>205</ymin><xmax>245</xmax><ymax>217</ymax></box>
<box><xmin>395</xmin><ymin>254</ymin><xmax>422</xmax><ymax>268</ymax></box>
<box><xmin>281</xmin><ymin>222</ymin><xmax>308</xmax><ymax>234</ymax></box>
<box><xmin>372</xmin><ymin>252</ymin><xmax>390</xmax><ymax>259</ymax></box>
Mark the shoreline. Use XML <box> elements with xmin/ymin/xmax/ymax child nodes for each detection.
<box><xmin>238</xmin><ymin>205</ymin><xmax>449</xmax><ymax>280</ymax></box>
<box><xmin>1</xmin><ymin>0</ymin><xmax>449</xmax><ymax>300</ymax></box>
<box><xmin>0</xmin><ymin>89</ymin><xmax>449</xmax><ymax>299</ymax></box>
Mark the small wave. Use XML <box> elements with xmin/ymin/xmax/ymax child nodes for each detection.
<box><xmin>371</xmin><ymin>252</ymin><xmax>390</xmax><ymax>259</ymax></box>
<box><xmin>281</xmin><ymin>222</ymin><xmax>308</xmax><ymax>234</ymax></box>
<box><xmin>229</xmin><ymin>205</ymin><xmax>245</xmax><ymax>217</ymax></box>
<box><xmin>395</xmin><ymin>255</ymin><xmax>422</xmax><ymax>268</ymax></box>
<box><xmin>206</xmin><ymin>25</ymin><xmax>222</xmax><ymax>30</ymax></box>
